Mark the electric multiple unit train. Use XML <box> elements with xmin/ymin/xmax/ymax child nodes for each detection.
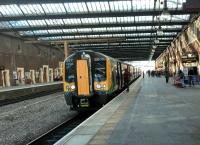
<box><xmin>63</xmin><ymin>50</ymin><xmax>141</xmax><ymax>110</ymax></box>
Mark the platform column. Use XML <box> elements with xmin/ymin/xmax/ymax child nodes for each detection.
<box><xmin>64</xmin><ymin>41</ymin><xmax>70</xmax><ymax>59</ymax></box>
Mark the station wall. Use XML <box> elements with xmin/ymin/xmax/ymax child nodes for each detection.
<box><xmin>0</xmin><ymin>34</ymin><xmax>64</xmax><ymax>86</ymax></box>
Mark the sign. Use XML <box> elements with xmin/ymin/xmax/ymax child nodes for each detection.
<box><xmin>182</xmin><ymin>54</ymin><xmax>198</xmax><ymax>63</ymax></box>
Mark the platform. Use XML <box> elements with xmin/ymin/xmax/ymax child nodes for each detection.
<box><xmin>55</xmin><ymin>77</ymin><xmax>200</xmax><ymax>145</ymax></box>
<box><xmin>0</xmin><ymin>82</ymin><xmax>63</xmax><ymax>105</ymax></box>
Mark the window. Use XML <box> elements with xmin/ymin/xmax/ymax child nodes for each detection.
<box><xmin>65</xmin><ymin>57</ymin><xmax>75</xmax><ymax>82</ymax></box>
<box><xmin>94</xmin><ymin>58</ymin><xmax>106</xmax><ymax>81</ymax></box>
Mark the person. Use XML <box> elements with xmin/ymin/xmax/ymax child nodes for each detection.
<box><xmin>178</xmin><ymin>70</ymin><xmax>185</xmax><ymax>88</ymax></box>
<box><xmin>165</xmin><ymin>70</ymin><xmax>169</xmax><ymax>83</ymax></box>
<box><xmin>143</xmin><ymin>71</ymin><xmax>145</xmax><ymax>78</ymax></box>
<box><xmin>188</xmin><ymin>69</ymin><xmax>194</xmax><ymax>87</ymax></box>
<box><xmin>124</xmin><ymin>69</ymin><xmax>130</xmax><ymax>92</ymax></box>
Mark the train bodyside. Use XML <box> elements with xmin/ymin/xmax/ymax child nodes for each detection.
<box><xmin>63</xmin><ymin>51</ymin><xmax>140</xmax><ymax>110</ymax></box>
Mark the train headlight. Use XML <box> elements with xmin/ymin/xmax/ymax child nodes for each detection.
<box><xmin>103</xmin><ymin>84</ymin><xmax>106</xmax><ymax>88</ymax></box>
<box><xmin>71</xmin><ymin>85</ymin><xmax>75</xmax><ymax>90</ymax></box>
<box><xmin>96</xmin><ymin>84</ymin><xmax>101</xmax><ymax>89</ymax></box>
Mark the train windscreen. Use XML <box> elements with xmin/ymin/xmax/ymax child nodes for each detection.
<box><xmin>65</xmin><ymin>58</ymin><xmax>75</xmax><ymax>82</ymax></box>
<box><xmin>94</xmin><ymin>58</ymin><xmax>106</xmax><ymax>82</ymax></box>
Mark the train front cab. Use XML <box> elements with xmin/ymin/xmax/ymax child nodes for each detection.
<box><xmin>63</xmin><ymin>51</ymin><xmax>114</xmax><ymax>110</ymax></box>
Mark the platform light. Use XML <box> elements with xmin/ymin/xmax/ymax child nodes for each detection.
<box><xmin>152</xmin><ymin>45</ymin><xmax>157</xmax><ymax>49</ymax></box>
<box><xmin>159</xmin><ymin>0</ymin><xmax>171</xmax><ymax>21</ymax></box>
<box><xmin>154</xmin><ymin>39</ymin><xmax>159</xmax><ymax>44</ymax></box>
<box><xmin>160</xmin><ymin>10</ymin><xmax>171</xmax><ymax>21</ymax></box>
<box><xmin>157</xmin><ymin>26</ymin><xmax>164</xmax><ymax>35</ymax></box>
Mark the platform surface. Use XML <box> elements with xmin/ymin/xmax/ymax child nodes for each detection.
<box><xmin>0</xmin><ymin>81</ymin><xmax>62</xmax><ymax>92</ymax></box>
<box><xmin>55</xmin><ymin>77</ymin><xmax>200</xmax><ymax>145</ymax></box>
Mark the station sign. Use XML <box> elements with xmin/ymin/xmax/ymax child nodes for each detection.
<box><xmin>182</xmin><ymin>54</ymin><xmax>198</xmax><ymax>63</ymax></box>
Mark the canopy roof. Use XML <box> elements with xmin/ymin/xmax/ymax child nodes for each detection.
<box><xmin>0</xmin><ymin>0</ymin><xmax>198</xmax><ymax>60</ymax></box>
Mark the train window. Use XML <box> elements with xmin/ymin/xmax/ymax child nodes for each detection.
<box><xmin>65</xmin><ymin>59</ymin><xmax>75</xmax><ymax>82</ymax></box>
<box><xmin>94</xmin><ymin>60</ymin><xmax>106</xmax><ymax>82</ymax></box>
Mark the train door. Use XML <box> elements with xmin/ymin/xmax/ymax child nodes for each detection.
<box><xmin>43</xmin><ymin>65</ymin><xmax>49</xmax><ymax>83</ymax></box>
<box><xmin>76</xmin><ymin>60</ymin><xmax>90</xmax><ymax>96</ymax></box>
<box><xmin>2</xmin><ymin>70</ymin><xmax>10</xmax><ymax>87</ymax></box>
<box><xmin>117</xmin><ymin>62</ymin><xmax>122</xmax><ymax>89</ymax></box>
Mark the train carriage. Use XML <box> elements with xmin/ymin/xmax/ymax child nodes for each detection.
<box><xmin>63</xmin><ymin>50</ymin><xmax>140</xmax><ymax>110</ymax></box>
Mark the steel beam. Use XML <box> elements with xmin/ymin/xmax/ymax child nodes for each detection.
<box><xmin>0</xmin><ymin>0</ymin><xmax>123</xmax><ymax>5</ymax></box>
<box><xmin>0</xmin><ymin>10</ymin><xmax>197</xmax><ymax>21</ymax></box>
<box><xmin>23</xmin><ymin>29</ymin><xmax>180</xmax><ymax>38</ymax></box>
<box><xmin>70</xmin><ymin>42</ymin><xmax>170</xmax><ymax>47</ymax></box>
<box><xmin>0</xmin><ymin>21</ymin><xmax>189</xmax><ymax>32</ymax></box>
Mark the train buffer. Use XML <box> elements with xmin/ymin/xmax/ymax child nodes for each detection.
<box><xmin>55</xmin><ymin>77</ymin><xmax>200</xmax><ymax>145</ymax></box>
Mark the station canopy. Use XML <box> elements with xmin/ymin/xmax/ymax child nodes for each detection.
<box><xmin>0</xmin><ymin>0</ymin><xmax>198</xmax><ymax>61</ymax></box>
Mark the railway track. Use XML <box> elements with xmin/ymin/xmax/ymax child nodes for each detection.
<box><xmin>27</xmin><ymin>111</ymin><xmax>95</xmax><ymax>145</ymax></box>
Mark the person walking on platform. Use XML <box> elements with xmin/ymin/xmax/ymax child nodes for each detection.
<box><xmin>124</xmin><ymin>69</ymin><xmax>130</xmax><ymax>92</ymax></box>
<box><xmin>165</xmin><ymin>70</ymin><xmax>169</xmax><ymax>83</ymax></box>
<box><xmin>143</xmin><ymin>71</ymin><xmax>145</xmax><ymax>78</ymax></box>
<box><xmin>178</xmin><ymin>70</ymin><xmax>185</xmax><ymax>88</ymax></box>
<box><xmin>188</xmin><ymin>69</ymin><xmax>194</xmax><ymax>87</ymax></box>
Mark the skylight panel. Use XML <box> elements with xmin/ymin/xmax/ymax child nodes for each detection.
<box><xmin>48</xmin><ymin>29</ymin><xmax>63</xmax><ymax>34</ymax></box>
<box><xmin>87</xmin><ymin>2</ymin><xmax>109</xmax><ymax>12</ymax></box>
<box><xmin>63</xmin><ymin>29</ymin><xmax>77</xmax><ymax>33</ymax></box>
<box><xmin>19</xmin><ymin>31</ymin><xmax>34</xmax><ymax>36</ymax></box>
<box><xmin>49</xmin><ymin>36</ymin><xmax>62</xmax><ymax>40</ymax></box>
<box><xmin>74</xmin><ymin>35</ymin><xmax>87</xmax><ymax>38</ymax></box>
<box><xmin>107</xmin><ymin>27</ymin><xmax>121</xmax><ymax>31</ymax></box>
<box><xmin>164</xmin><ymin>32</ymin><xmax>177</xmax><ymax>35</ymax></box>
<box><xmin>20</xmin><ymin>4</ymin><xmax>44</xmax><ymax>15</ymax></box>
<box><xmin>41</xmin><ymin>3</ymin><xmax>66</xmax><ymax>14</ymax></box>
<box><xmin>0</xmin><ymin>4</ymin><xmax>23</xmax><ymax>16</ymax></box>
<box><xmin>77</xmin><ymin>28</ymin><xmax>92</xmax><ymax>32</ymax></box>
<box><xmin>62</xmin><ymin>36</ymin><xmax>75</xmax><ymax>39</ymax></box>
<box><xmin>100</xmin><ymin>34</ymin><xmax>113</xmax><ymax>38</ymax></box>
<box><xmin>109</xmin><ymin>1</ymin><xmax>131</xmax><ymax>11</ymax></box>
<box><xmin>113</xmin><ymin>34</ymin><xmax>126</xmax><ymax>37</ymax></box>
<box><xmin>0</xmin><ymin>22</ymin><xmax>12</xmax><ymax>28</ymax></box>
<box><xmin>92</xmin><ymin>28</ymin><xmax>107</xmax><ymax>32</ymax></box>
<box><xmin>33</xmin><ymin>30</ymin><xmax>48</xmax><ymax>35</ymax></box>
<box><xmin>27</xmin><ymin>20</ymin><xmax>46</xmax><ymax>26</ymax></box>
<box><xmin>117</xmin><ymin>17</ymin><xmax>135</xmax><ymax>23</ymax></box>
<box><xmin>171</xmin><ymin>15</ymin><xmax>190</xmax><ymax>21</ymax></box>
<box><xmin>63</xmin><ymin>19</ymin><xmax>82</xmax><ymax>25</ymax></box>
<box><xmin>98</xmin><ymin>17</ymin><xmax>116</xmax><ymax>23</ymax></box>
<box><xmin>9</xmin><ymin>20</ymin><xmax>29</xmax><ymax>28</ymax></box>
<box><xmin>45</xmin><ymin>19</ymin><xmax>64</xmax><ymax>25</ymax></box>
<box><xmin>64</xmin><ymin>2</ymin><xmax>88</xmax><ymax>13</ymax></box>
<box><xmin>122</xmin><ymin>27</ymin><xmax>137</xmax><ymax>31</ymax></box>
<box><xmin>135</xmin><ymin>16</ymin><xmax>153</xmax><ymax>22</ymax></box>
<box><xmin>81</xmin><ymin>18</ymin><xmax>99</xmax><ymax>24</ymax></box>
<box><xmin>137</xmin><ymin>26</ymin><xmax>152</xmax><ymax>30</ymax></box>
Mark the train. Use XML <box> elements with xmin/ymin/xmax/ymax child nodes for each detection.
<box><xmin>63</xmin><ymin>50</ymin><xmax>141</xmax><ymax>110</ymax></box>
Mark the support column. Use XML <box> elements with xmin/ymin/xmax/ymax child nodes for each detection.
<box><xmin>64</xmin><ymin>41</ymin><xmax>69</xmax><ymax>59</ymax></box>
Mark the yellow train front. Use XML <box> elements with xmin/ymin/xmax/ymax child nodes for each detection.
<box><xmin>63</xmin><ymin>50</ymin><xmax>140</xmax><ymax>110</ymax></box>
